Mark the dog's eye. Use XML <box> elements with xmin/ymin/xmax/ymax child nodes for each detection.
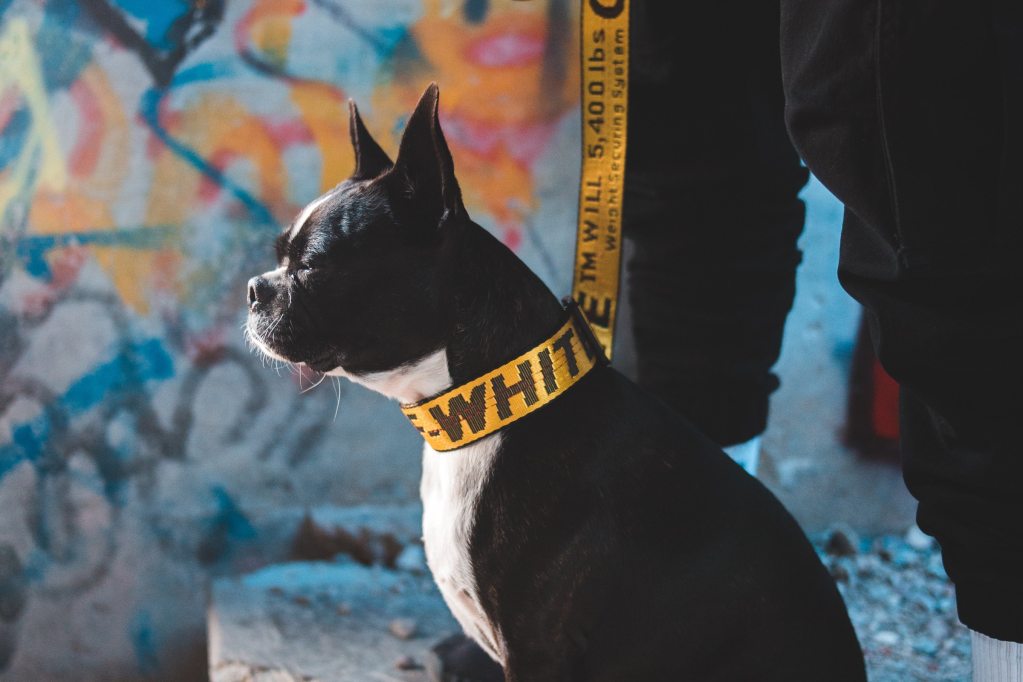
<box><xmin>290</xmin><ymin>264</ymin><xmax>313</xmax><ymax>284</ymax></box>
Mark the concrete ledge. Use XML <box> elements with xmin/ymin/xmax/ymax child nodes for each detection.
<box><xmin>209</xmin><ymin>561</ymin><xmax>457</xmax><ymax>682</ymax></box>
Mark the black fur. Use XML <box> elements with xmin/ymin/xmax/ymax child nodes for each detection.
<box><xmin>247</xmin><ymin>84</ymin><xmax>866</xmax><ymax>681</ymax></box>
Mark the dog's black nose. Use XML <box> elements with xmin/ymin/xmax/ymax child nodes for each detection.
<box><xmin>247</xmin><ymin>276</ymin><xmax>275</xmax><ymax>307</ymax></box>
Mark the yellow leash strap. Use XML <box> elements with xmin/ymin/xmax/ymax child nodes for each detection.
<box><xmin>401</xmin><ymin>301</ymin><xmax>605</xmax><ymax>452</ymax></box>
<box><xmin>402</xmin><ymin>2</ymin><xmax>629</xmax><ymax>451</ymax></box>
<box><xmin>572</xmin><ymin>0</ymin><xmax>630</xmax><ymax>361</ymax></box>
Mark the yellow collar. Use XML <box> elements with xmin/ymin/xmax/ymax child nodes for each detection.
<box><xmin>401</xmin><ymin>301</ymin><xmax>606</xmax><ymax>451</ymax></box>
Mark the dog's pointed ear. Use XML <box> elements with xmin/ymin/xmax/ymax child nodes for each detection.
<box><xmin>349</xmin><ymin>100</ymin><xmax>392</xmax><ymax>180</ymax></box>
<box><xmin>392</xmin><ymin>83</ymin><xmax>463</xmax><ymax>228</ymax></box>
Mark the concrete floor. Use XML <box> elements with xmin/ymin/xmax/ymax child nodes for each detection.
<box><xmin>208</xmin><ymin>510</ymin><xmax>965</xmax><ymax>681</ymax></box>
<box><xmin>745</xmin><ymin>178</ymin><xmax>917</xmax><ymax>533</ymax></box>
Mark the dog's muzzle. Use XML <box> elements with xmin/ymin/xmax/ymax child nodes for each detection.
<box><xmin>247</xmin><ymin>275</ymin><xmax>275</xmax><ymax>309</ymax></box>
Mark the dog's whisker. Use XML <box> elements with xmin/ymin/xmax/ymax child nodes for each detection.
<box><xmin>244</xmin><ymin>315</ymin><xmax>300</xmax><ymax>380</ymax></box>
<box><xmin>301</xmin><ymin>371</ymin><xmax>327</xmax><ymax>394</ymax></box>
<box><xmin>265</xmin><ymin>313</ymin><xmax>284</xmax><ymax>341</ymax></box>
<box><xmin>332</xmin><ymin>376</ymin><xmax>342</xmax><ymax>422</ymax></box>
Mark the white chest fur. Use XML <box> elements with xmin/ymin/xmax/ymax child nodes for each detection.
<box><xmin>421</xmin><ymin>434</ymin><xmax>505</xmax><ymax>662</ymax></box>
<box><xmin>330</xmin><ymin>350</ymin><xmax>505</xmax><ymax>662</ymax></box>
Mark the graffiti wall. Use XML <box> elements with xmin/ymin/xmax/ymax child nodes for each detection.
<box><xmin>0</xmin><ymin>0</ymin><xmax>580</xmax><ymax>677</ymax></box>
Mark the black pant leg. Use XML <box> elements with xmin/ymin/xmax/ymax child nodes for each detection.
<box><xmin>781</xmin><ymin>0</ymin><xmax>1023</xmax><ymax>642</ymax></box>
<box><xmin>625</xmin><ymin>1</ymin><xmax>808</xmax><ymax>446</ymax></box>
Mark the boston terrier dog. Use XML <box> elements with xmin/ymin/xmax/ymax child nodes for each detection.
<box><xmin>245</xmin><ymin>84</ymin><xmax>866</xmax><ymax>681</ymax></box>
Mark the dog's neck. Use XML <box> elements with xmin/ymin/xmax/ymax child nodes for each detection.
<box><xmin>442</xmin><ymin>222</ymin><xmax>564</xmax><ymax>387</ymax></box>
<box><xmin>341</xmin><ymin>222</ymin><xmax>563</xmax><ymax>405</ymax></box>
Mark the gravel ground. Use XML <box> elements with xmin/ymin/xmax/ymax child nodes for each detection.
<box><xmin>211</xmin><ymin>510</ymin><xmax>974</xmax><ymax>681</ymax></box>
<box><xmin>812</xmin><ymin>525</ymin><xmax>972</xmax><ymax>681</ymax></box>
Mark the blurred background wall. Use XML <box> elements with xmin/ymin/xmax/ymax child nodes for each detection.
<box><xmin>0</xmin><ymin>1</ymin><xmax>582</xmax><ymax>678</ymax></box>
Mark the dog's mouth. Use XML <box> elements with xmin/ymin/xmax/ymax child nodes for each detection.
<box><xmin>246</xmin><ymin>310</ymin><xmax>340</xmax><ymax>371</ymax></box>
<box><xmin>245</xmin><ymin>313</ymin><xmax>290</xmax><ymax>362</ymax></box>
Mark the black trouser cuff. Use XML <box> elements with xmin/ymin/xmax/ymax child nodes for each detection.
<box><xmin>956</xmin><ymin>581</ymin><xmax>1023</xmax><ymax>644</ymax></box>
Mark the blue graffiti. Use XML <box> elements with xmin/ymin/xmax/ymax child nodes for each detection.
<box><xmin>36</xmin><ymin>1</ymin><xmax>94</xmax><ymax>91</ymax></box>
<box><xmin>0</xmin><ymin>107</ymin><xmax>31</xmax><ymax>171</ymax></box>
<box><xmin>464</xmin><ymin>0</ymin><xmax>490</xmax><ymax>24</ymax></box>
<box><xmin>307</xmin><ymin>0</ymin><xmax>409</xmax><ymax>56</ymax></box>
<box><xmin>196</xmin><ymin>485</ymin><xmax>257</xmax><ymax>565</ymax></box>
<box><xmin>15</xmin><ymin>227</ymin><xmax>177</xmax><ymax>279</ymax></box>
<box><xmin>0</xmin><ymin>338</ymin><xmax>175</xmax><ymax>481</ymax></box>
<box><xmin>109</xmin><ymin>0</ymin><xmax>192</xmax><ymax>52</ymax></box>
<box><xmin>130</xmin><ymin>609</ymin><xmax>159</xmax><ymax>674</ymax></box>
<box><xmin>210</xmin><ymin>485</ymin><xmax>257</xmax><ymax>542</ymax></box>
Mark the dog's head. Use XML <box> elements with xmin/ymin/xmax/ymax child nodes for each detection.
<box><xmin>245</xmin><ymin>84</ymin><xmax>463</xmax><ymax>377</ymax></box>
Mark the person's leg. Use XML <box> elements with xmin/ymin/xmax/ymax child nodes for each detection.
<box><xmin>781</xmin><ymin>0</ymin><xmax>1023</xmax><ymax>670</ymax></box>
<box><xmin>626</xmin><ymin>1</ymin><xmax>808</xmax><ymax>473</ymax></box>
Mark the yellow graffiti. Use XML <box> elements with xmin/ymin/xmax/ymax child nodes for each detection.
<box><xmin>78</xmin><ymin>66</ymin><xmax>131</xmax><ymax>196</ymax></box>
<box><xmin>0</xmin><ymin>18</ymin><xmax>67</xmax><ymax>215</ymax></box>
<box><xmin>248</xmin><ymin>0</ymin><xmax>298</xmax><ymax>67</ymax></box>
<box><xmin>290</xmin><ymin>82</ymin><xmax>354</xmax><ymax>193</ymax></box>
<box><xmin>148</xmin><ymin>94</ymin><xmax>289</xmax><ymax>218</ymax></box>
<box><xmin>0</xmin><ymin>22</ymin><xmax>159</xmax><ymax>312</ymax></box>
<box><xmin>242</xmin><ymin>0</ymin><xmax>354</xmax><ymax>192</ymax></box>
<box><xmin>15</xmin><ymin>56</ymin><xmax>151</xmax><ymax>311</ymax></box>
<box><xmin>71</xmin><ymin>65</ymin><xmax>149</xmax><ymax>312</ymax></box>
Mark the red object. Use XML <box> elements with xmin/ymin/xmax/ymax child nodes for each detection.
<box><xmin>871</xmin><ymin>357</ymin><xmax>900</xmax><ymax>441</ymax></box>
<box><xmin>846</xmin><ymin>312</ymin><xmax>900</xmax><ymax>456</ymax></box>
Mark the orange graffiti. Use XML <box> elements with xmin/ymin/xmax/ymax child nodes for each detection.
<box><xmin>375</xmin><ymin>0</ymin><xmax>580</xmax><ymax>240</ymax></box>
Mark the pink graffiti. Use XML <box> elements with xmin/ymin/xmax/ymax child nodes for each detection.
<box><xmin>466</xmin><ymin>31</ymin><xmax>545</xmax><ymax>68</ymax></box>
